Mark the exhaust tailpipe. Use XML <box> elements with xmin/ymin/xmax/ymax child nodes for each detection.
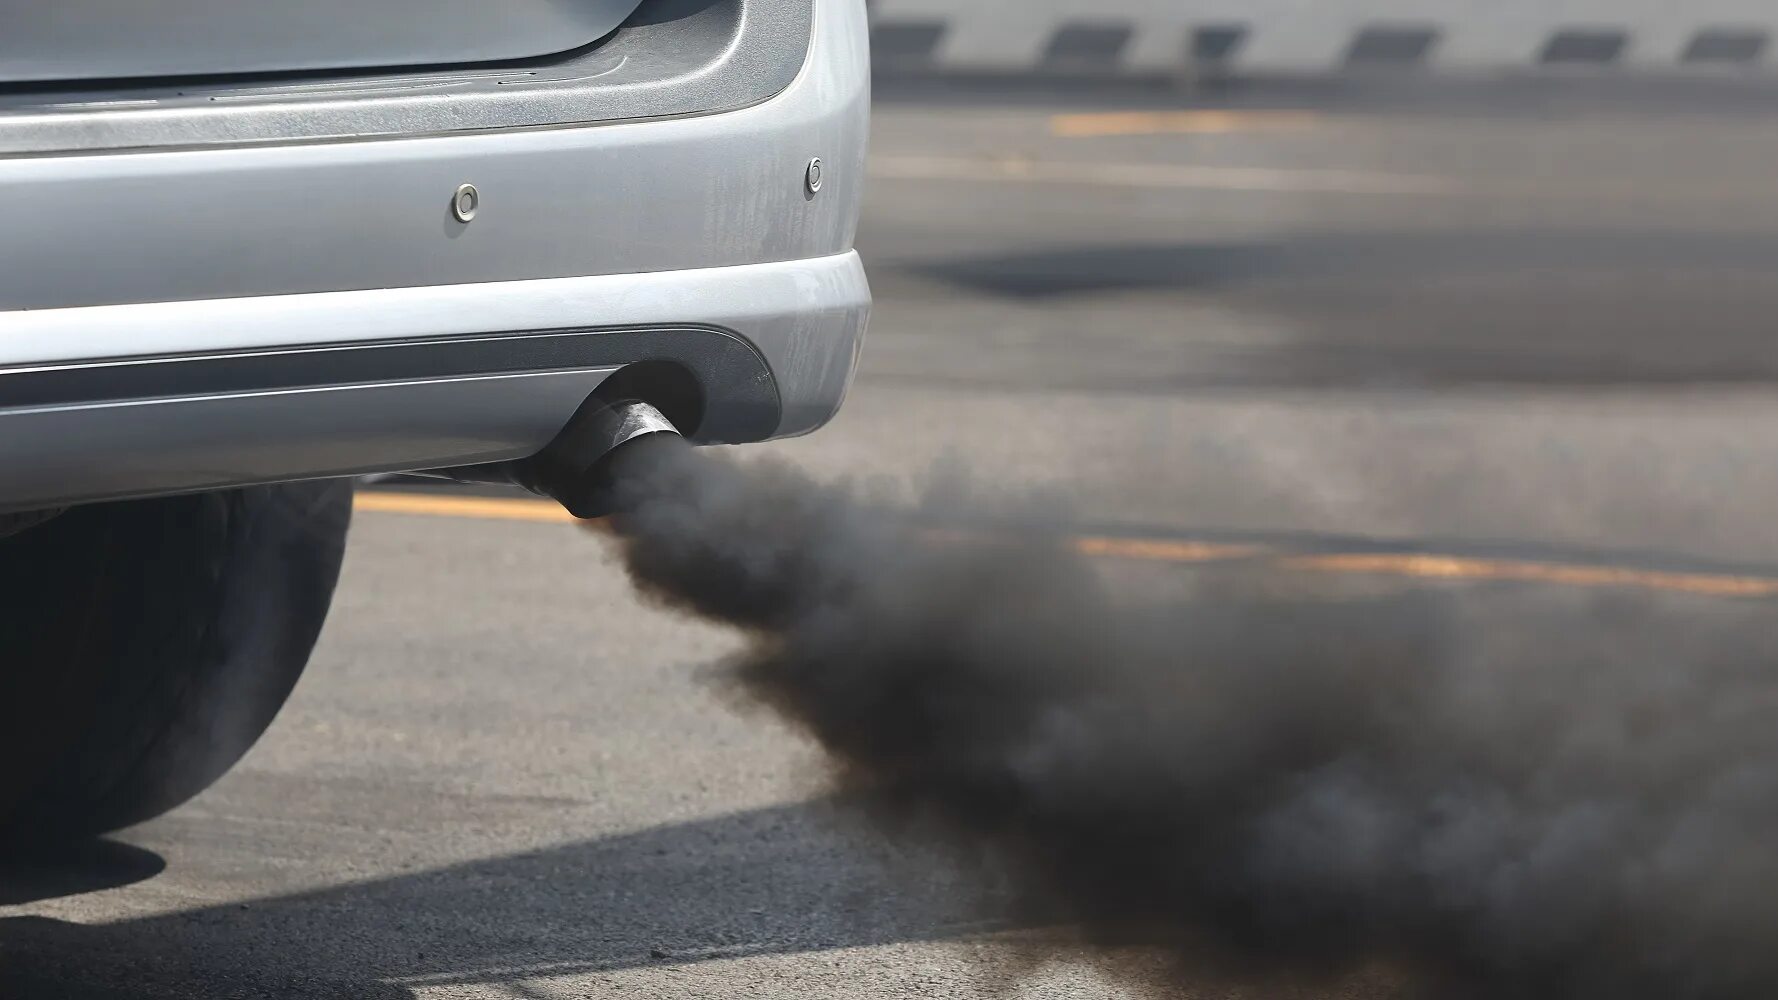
<box><xmin>418</xmin><ymin>396</ymin><xmax>683</xmax><ymax>518</ymax></box>
<box><xmin>515</xmin><ymin>397</ymin><xmax>683</xmax><ymax>519</ymax></box>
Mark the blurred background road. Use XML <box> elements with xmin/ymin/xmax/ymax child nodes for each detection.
<box><xmin>14</xmin><ymin>81</ymin><xmax>1778</xmax><ymax>997</ymax></box>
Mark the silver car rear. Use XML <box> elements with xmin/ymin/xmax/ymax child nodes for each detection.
<box><xmin>0</xmin><ymin>0</ymin><xmax>871</xmax><ymax>510</ymax></box>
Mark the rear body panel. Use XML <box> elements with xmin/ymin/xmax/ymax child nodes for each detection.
<box><xmin>0</xmin><ymin>24</ymin><xmax>863</xmax><ymax>311</ymax></box>
<box><xmin>0</xmin><ymin>0</ymin><xmax>872</xmax><ymax>511</ymax></box>
<box><xmin>0</xmin><ymin>0</ymin><xmax>813</xmax><ymax>154</ymax></box>
<box><xmin>0</xmin><ymin>0</ymin><xmax>645</xmax><ymax>81</ymax></box>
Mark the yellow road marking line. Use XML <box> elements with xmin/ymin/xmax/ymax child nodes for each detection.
<box><xmin>1279</xmin><ymin>553</ymin><xmax>1778</xmax><ymax>598</ymax></box>
<box><xmin>353</xmin><ymin>490</ymin><xmax>575</xmax><ymax>523</ymax></box>
<box><xmin>352</xmin><ymin>491</ymin><xmax>1778</xmax><ymax>599</ymax></box>
<box><xmin>868</xmin><ymin>154</ymin><xmax>1462</xmax><ymax>195</ymax></box>
<box><xmin>1071</xmin><ymin>535</ymin><xmax>1260</xmax><ymax>562</ymax></box>
<box><xmin>1051</xmin><ymin>109</ymin><xmax>1323</xmax><ymax>138</ymax></box>
<box><xmin>923</xmin><ymin>526</ymin><xmax>1259</xmax><ymax>563</ymax></box>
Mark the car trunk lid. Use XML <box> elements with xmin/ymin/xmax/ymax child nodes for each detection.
<box><xmin>0</xmin><ymin>0</ymin><xmax>647</xmax><ymax>82</ymax></box>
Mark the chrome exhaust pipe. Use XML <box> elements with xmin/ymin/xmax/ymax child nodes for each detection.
<box><xmin>416</xmin><ymin>395</ymin><xmax>682</xmax><ymax>518</ymax></box>
<box><xmin>512</xmin><ymin>396</ymin><xmax>682</xmax><ymax>519</ymax></box>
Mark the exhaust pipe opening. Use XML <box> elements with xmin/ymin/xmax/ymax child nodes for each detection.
<box><xmin>405</xmin><ymin>362</ymin><xmax>695</xmax><ymax>516</ymax></box>
<box><xmin>592</xmin><ymin>360</ymin><xmax>703</xmax><ymax>441</ymax></box>
<box><xmin>514</xmin><ymin>395</ymin><xmax>682</xmax><ymax>519</ymax></box>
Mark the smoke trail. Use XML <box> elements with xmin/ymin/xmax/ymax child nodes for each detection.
<box><xmin>598</xmin><ymin>436</ymin><xmax>1778</xmax><ymax>999</ymax></box>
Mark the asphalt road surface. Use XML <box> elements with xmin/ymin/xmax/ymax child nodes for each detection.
<box><xmin>14</xmin><ymin>80</ymin><xmax>1778</xmax><ymax>998</ymax></box>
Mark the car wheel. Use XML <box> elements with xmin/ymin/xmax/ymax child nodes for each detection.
<box><xmin>0</xmin><ymin>480</ymin><xmax>352</xmax><ymax>840</ymax></box>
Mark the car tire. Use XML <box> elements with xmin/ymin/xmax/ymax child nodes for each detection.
<box><xmin>0</xmin><ymin>480</ymin><xmax>352</xmax><ymax>840</ymax></box>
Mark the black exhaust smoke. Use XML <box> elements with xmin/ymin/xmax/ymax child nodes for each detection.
<box><xmin>594</xmin><ymin>436</ymin><xmax>1778</xmax><ymax>999</ymax></box>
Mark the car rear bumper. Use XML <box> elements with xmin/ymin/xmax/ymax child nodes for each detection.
<box><xmin>0</xmin><ymin>0</ymin><xmax>871</xmax><ymax>511</ymax></box>
<box><xmin>0</xmin><ymin>252</ymin><xmax>869</xmax><ymax>511</ymax></box>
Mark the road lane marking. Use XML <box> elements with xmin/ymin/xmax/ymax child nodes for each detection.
<box><xmin>354</xmin><ymin>493</ymin><xmax>1258</xmax><ymax>561</ymax></box>
<box><xmin>869</xmin><ymin>154</ymin><xmax>1462</xmax><ymax>195</ymax></box>
<box><xmin>1279</xmin><ymin>553</ymin><xmax>1778</xmax><ymax>598</ymax></box>
<box><xmin>355</xmin><ymin>491</ymin><xmax>1778</xmax><ymax>599</ymax></box>
<box><xmin>1071</xmin><ymin>535</ymin><xmax>1260</xmax><ymax>562</ymax></box>
<box><xmin>353</xmin><ymin>490</ymin><xmax>576</xmax><ymax>523</ymax></box>
<box><xmin>1051</xmin><ymin>109</ymin><xmax>1323</xmax><ymax>138</ymax></box>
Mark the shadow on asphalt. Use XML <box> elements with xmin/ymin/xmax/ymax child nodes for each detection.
<box><xmin>873</xmin><ymin>232</ymin><xmax>1778</xmax><ymax>391</ymax></box>
<box><xmin>0</xmin><ymin>839</ymin><xmax>165</xmax><ymax>907</ymax></box>
<box><xmin>0</xmin><ymin>797</ymin><xmax>1011</xmax><ymax>998</ymax></box>
<box><xmin>905</xmin><ymin>233</ymin><xmax>1778</xmax><ymax>299</ymax></box>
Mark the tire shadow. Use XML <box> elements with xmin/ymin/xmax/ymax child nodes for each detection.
<box><xmin>0</xmin><ymin>838</ymin><xmax>165</xmax><ymax>906</ymax></box>
<box><xmin>0</xmin><ymin>796</ymin><xmax>1009</xmax><ymax>998</ymax></box>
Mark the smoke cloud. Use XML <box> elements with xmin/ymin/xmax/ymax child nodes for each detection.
<box><xmin>597</xmin><ymin>435</ymin><xmax>1778</xmax><ymax>999</ymax></box>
